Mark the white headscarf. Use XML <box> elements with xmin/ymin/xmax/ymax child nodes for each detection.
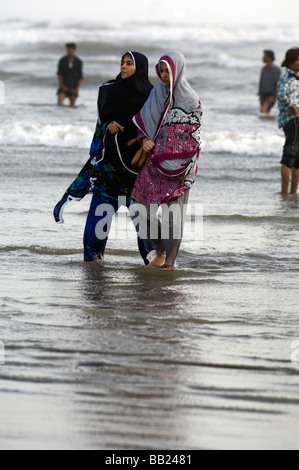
<box><xmin>133</xmin><ymin>50</ymin><xmax>201</xmax><ymax>141</ymax></box>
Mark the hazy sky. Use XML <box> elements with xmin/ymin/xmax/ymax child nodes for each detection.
<box><xmin>2</xmin><ymin>0</ymin><xmax>298</xmax><ymax>24</ymax></box>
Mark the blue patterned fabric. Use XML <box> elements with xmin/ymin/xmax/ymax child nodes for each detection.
<box><xmin>277</xmin><ymin>69</ymin><xmax>299</xmax><ymax>128</ymax></box>
<box><xmin>53</xmin><ymin>122</ymin><xmax>104</xmax><ymax>223</ymax></box>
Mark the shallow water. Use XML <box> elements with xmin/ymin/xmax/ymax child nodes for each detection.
<box><xmin>0</xmin><ymin>19</ymin><xmax>299</xmax><ymax>450</ymax></box>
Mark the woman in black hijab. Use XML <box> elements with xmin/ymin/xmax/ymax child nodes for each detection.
<box><xmin>83</xmin><ymin>52</ymin><xmax>153</xmax><ymax>262</ymax></box>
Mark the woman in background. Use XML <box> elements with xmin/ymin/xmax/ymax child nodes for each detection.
<box><xmin>277</xmin><ymin>47</ymin><xmax>299</xmax><ymax>195</ymax></box>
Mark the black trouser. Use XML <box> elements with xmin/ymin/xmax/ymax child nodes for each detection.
<box><xmin>281</xmin><ymin>118</ymin><xmax>299</xmax><ymax>169</ymax></box>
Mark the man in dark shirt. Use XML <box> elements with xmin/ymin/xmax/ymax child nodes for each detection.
<box><xmin>57</xmin><ymin>43</ymin><xmax>83</xmax><ymax>107</ymax></box>
<box><xmin>258</xmin><ymin>50</ymin><xmax>281</xmax><ymax>115</ymax></box>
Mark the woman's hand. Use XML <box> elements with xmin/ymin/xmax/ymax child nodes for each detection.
<box><xmin>287</xmin><ymin>104</ymin><xmax>298</xmax><ymax>116</ymax></box>
<box><xmin>142</xmin><ymin>137</ymin><xmax>155</xmax><ymax>152</ymax></box>
<box><xmin>108</xmin><ymin>122</ymin><xmax>125</xmax><ymax>134</ymax></box>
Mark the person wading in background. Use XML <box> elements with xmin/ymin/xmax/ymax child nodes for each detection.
<box><xmin>277</xmin><ymin>47</ymin><xmax>299</xmax><ymax>195</ymax></box>
<box><xmin>57</xmin><ymin>43</ymin><xmax>83</xmax><ymax>107</ymax></box>
<box><xmin>258</xmin><ymin>50</ymin><xmax>281</xmax><ymax>116</ymax></box>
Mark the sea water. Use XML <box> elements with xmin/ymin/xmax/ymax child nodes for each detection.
<box><xmin>0</xmin><ymin>19</ymin><xmax>299</xmax><ymax>450</ymax></box>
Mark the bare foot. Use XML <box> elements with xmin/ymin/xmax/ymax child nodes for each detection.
<box><xmin>149</xmin><ymin>253</ymin><xmax>166</xmax><ymax>267</ymax></box>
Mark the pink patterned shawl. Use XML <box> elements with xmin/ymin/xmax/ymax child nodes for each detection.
<box><xmin>133</xmin><ymin>51</ymin><xmax>202</xmax><ymax>176</ymax></box>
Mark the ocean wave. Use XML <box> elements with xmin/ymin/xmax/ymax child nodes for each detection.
<box><xmin>0</xmin><ymin>123</ymin><xmax>284</xmax><ymax>155</ymax></box>
<box><xmin>202</xmin><ymin>130</ymin><xmax>284</xmax><ymax>156</ymax></box>
<box><xmin>0</xmin><ymin>123</ymin><xmax>93</xmax><ymax>149</ymax></box>
<box><xmin>0</xmin><ymin>245</ymin><xmax>82</xmax><ymax>256</ymax></box>
<box><xmin>0</xmin><ymin>19</ymin><xmax>298</xmax><ymax>47</ymax></box>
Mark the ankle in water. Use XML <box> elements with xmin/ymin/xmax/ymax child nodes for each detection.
<box><xmin>161</xmin><ymin>264</ymin><xmax>176</xmax><ymax>271</ymax></box>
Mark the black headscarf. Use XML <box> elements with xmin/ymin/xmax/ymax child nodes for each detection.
<box><xmin>97</xmin><ymin>51</ymin><xmax>153</xmax><ymax>172</ymax></box>
<box><xmin>98</xmin><ymin>51</ymin><xmax>153</xmax><ymax>132</ymax></box>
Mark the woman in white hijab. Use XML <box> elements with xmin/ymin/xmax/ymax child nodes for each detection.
<box><xmin>130</xmin><ymin>51</ymin><xmax>202</xmax><ymax>269</ymax></box>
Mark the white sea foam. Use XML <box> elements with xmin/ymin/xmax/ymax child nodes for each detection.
<box><xmin>0</xmin><ymin>123</ymin><xmax>93</xmax><ymax>149</ymax></box>
<box><xmin>202</xmin><ymin>130</ymin><xmax>284</xmax><ymax>156</ymax></box>
<box><xmin>0</xmin><ymin>122</ymin><xmax>284</xmax><ymax>156</ymax></box>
